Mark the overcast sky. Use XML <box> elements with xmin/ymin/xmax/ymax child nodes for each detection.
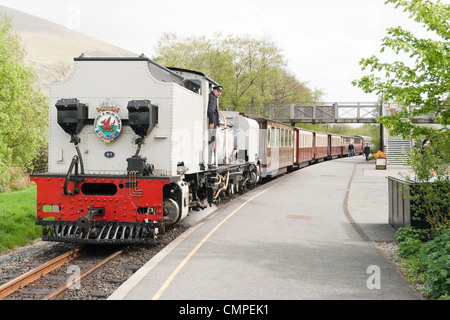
<box><xmin>0</xmin><ymin>0</ymin><xmax>446</xmax><ymax>102</ymax></box>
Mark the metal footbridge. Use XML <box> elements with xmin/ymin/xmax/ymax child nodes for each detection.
<box><xmin>257</xmin><ymin>102</ymin><xmax>438</xmax><ymax>124</ymax></box>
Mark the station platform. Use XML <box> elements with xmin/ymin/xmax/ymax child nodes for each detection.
<box><xmin>108</xmin><ymin>156</ymin><xmax>423</xmax><ymax>301</ymax></box>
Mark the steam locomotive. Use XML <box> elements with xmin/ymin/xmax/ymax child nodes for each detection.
<box><xmin>31</xmin><ymin>54</ymin><xmax>363</xmax><ymax>244</ymax></box>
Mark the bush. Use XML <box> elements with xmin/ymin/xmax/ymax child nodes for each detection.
<box><xmin>420</xmin><ymin>228</ymin><xmax>450</xmax><ymax>299</ymax></box>
<box><xmin>400</xmin><ymin>143</ymin><xmax>450</xmax><ymax>238</ymax></box>
<box><xmin>395</xmin><ymin>225</ymin><xmax>427</xmax><ymax>258</ymax></box>
<box><xmin>0</xmin><ymin>12</ymin><xmax>48</xmax><ymax>191</ymax></box>
<box><xmin>398</xmin><ymin>237</ymin><xmax>423</xmax><ymax>259</ymax></box>
<box><xmin>395</xmin><ymin>225</ymin><xmax>450</xmax><ymax>299</ymax></box>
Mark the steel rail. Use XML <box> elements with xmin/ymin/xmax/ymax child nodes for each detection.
<box><xmin>42</xmin><ymin>248</ymin><xmax>124</xmax><ymax>300</ymax></box>
<box><xmin>0</xmin><ymin>247</ymin><xmax>84</xmax><ymax>299</ymax></box>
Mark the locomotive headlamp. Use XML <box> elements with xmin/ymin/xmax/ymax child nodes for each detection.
<box><xmin>56</xmin><ymin>98</ymin><xmax>88</xmax><ymax>135</ymax></box>
<box><xmin>127</xmin><ymin>100</ymin><xmax>158</xmax><ymax>137</ymax></box>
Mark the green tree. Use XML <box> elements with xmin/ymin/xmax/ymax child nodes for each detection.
<box><xmin>223</xmin><ymin>34</ymin><xmax>286</xmax><ymax>112</ymax></box>
<box><xmin>353</xmin><ymin>0</ymin><xmax>449</xmax><ymax>235</ymax></box>
<box><xmin>153</xmin><ymin>33</ymin><xmax>320</xmax><ymax>113</ymax></box>
<box><xmin>265</xmin><ymin>70</ymin><xmax>323</xmax><ymax>107</ymax></box>
<box><xmin>153</xmin><ymin>32</ymin><xmax>235</xmax><ymax>107</ymax></box>
<box><xmin>352</xmin><ymin>0</ymin><xmax>449</xmax><ymax>144</ymax></box>
<box><xmin>0</xmin><ymin>12</ymin><xmax>48</xmax><ymax>190</ymax></box>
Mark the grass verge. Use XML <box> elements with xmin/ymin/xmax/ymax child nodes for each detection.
<box><xmin>0</xmin><ymin>185</ymin><xmax>41</xmax><ymax>253</ymax></box>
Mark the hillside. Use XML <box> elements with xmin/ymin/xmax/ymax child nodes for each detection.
<box><xmin>0</xmin><ymin>5</ymin><xmax>137</xmax><ymax>94</ymax></box>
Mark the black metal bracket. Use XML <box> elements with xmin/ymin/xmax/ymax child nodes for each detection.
<box><xmin>63</xmin><ymin>155</ymin><xmax>84</xmax><ymax>195</ymax></box>
<box><xmin>70</xmin><ymin>134</ymin><xmax>84</xmax><ymax>174</ymax></box>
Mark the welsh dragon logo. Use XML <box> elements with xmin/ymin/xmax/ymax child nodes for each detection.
<box><xmin>94</xmin><ymin>102</ymin><xmax>122</xmax><ymax>145</ymax></box>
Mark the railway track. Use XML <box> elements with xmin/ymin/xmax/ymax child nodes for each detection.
<box><xmin>0</xmin><ymin>182</ymin><xmax>257</xmax><ymax>300</ymax></box>
<box><xmin>0</xmin><ymin>246</ymin><xmax>124</xmax><ymax>300</ymax></box>
<box><xmin>0</xmin><ymin>224</ymin><xmax>187</xmax><ymax>300</ymax></box>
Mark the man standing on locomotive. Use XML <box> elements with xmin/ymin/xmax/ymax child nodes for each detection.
<box><xmin>208</xmin><ymin>85</ymin><xmax>223</xmax><ymax>167</ymax></box>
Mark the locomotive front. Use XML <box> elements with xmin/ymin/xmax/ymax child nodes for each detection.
<box><xmin>31</xmin><ymin>55</ymin><xmax>208</xmax><ymax>244</ymax></box>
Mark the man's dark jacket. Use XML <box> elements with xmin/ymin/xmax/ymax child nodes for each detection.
<box><xmin>207</xmin><ymin>91</ymin><xmax>219</xmax><ymax>128</ymax></box>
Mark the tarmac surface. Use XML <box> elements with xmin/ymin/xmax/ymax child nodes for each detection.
<box><xmin>108</xmin><ymin>155</ymin><xmax>423</xmax><ymax>300</ymax></box>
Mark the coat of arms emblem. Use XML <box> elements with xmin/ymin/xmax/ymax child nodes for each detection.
<box><xmin>94</xmin><ymin>110</ymin><xmax>122</xmax><ymax>145</ymax></box>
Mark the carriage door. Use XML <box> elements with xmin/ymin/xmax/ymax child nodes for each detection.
<box><xmin>293</xmin><ymin>130</ymin><xmax>297</xmax><ymax>163</ymax></box>
<box><xmin>312</xmin><ymin>132</ymin><xmax>315</xmax><ymax>158</ymax></box>
<box><xmin>327</xmin><ymin>134</ymin><xmax>331</xmax><ymax>157</ymax></box>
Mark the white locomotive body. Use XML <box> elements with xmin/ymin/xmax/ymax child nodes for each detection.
<box><xmin>49</xmin><ymin>57</ymin><xmax>206</xmax><ymax>176</ymax></box>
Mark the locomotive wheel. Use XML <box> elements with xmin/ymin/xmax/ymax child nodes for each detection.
<box><xmin>163</xmin><ymin>198</ymin><xmax>181</xmax><ymax>226</ymax></box>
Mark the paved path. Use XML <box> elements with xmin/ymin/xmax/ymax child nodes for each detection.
<box><xmin>109</xmin><ymin>156</ymin><xmax>422</xmax><ymax>300</ymax></box>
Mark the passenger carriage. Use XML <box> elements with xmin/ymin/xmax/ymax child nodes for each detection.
<box><xmin>313</xmin><ymin>132</ymin><xmax>328</xmax><ymax>161</ymax></box>
<box><xmin>295</xmin><ymin>128</ymin><xmax>314</xmax><ymax>167</ymax></box>
<box><xmin>341</xmin><ymin>136</ymin><xmax>352</xmax><ymax>157</ymax></box>
<box><xmin>328</xmin><ymin>134</ymin><xmax>342</xmax><ymax>159</ymax></box>
<box><xmin>244</xmin><ymin>114</ymin><xmax>294</xmax><ymax>178</ymax></box>
<box><xmin>353</xmin><ymin>136</ymin><xmax>364</xmax><ymax>155</ymax></box>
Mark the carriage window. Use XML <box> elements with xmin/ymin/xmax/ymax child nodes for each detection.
<box><xmin>281</xmin><ymin>129</ymin><xmax>285</xmax><ymax>147</ymax></box>
<box><xmin>270</xmin><ymin>127</ymin><xmax>276</xmax><ymax>147</ymax></box>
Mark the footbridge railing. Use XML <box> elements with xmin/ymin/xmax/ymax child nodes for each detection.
<box><xmin>256</xmin><ymin>102</ymin><xmax>438</xmax><ymax>124</ymax></box>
